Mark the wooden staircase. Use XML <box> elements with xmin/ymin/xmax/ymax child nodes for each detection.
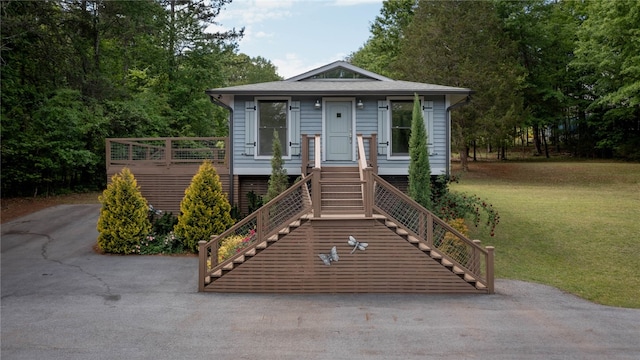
<box><xmin>376</xmin><ymin>216</ymin><xmax>487</xmax><ymax>291</ymax></box>
<box><xmin>199</xmin><ymin>161</ymin><xmax>494</xmax><ymax>294</ymax></box>
<box><xmin>319</xmin><ymin>166</ymin><xmax>364</xmax><ymax>214</ymax></box>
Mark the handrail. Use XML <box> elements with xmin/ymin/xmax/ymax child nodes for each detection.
<box><xmin>107</xmin><ymin>137</ymin><xmax>228</xmax><ymax>168</ymax></box>
<box><xmin>199</xmin><ymin>172</ymin><xmax>315</xmax><ymax>291</ymax></box>
<box><xmin>368</xmin><ymin>173</ymin><xmax>494</xmax><ymax>293</ymax></box>
<box><xmin>314</xmin><ymin>134</ymin><xmax>321</xmax><ymax>169</ymax></box>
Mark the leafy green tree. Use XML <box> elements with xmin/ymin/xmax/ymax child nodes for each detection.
<box><xmin>349</xmin><ymin>0</ymin><xmax>415</xmax><ymax>78</ymax></box>
<box><xmin>572</xmin><ymin>0</ymin><xmax>640</xmax><ymax>159</ymax></box>
<box><xmin>174</xmin><ymin>160</ymin><xmax>235</xmax><ymax>252</ymax></box>
<box><xmin>394</xmin><ymin>0</ymin><xmax>523</xmax><ymax>170</ymax></box>
<box><xmin>264</xmin><ymin>130</ymin><xmax>289</xmax><ymax>203</ymax></box>
<box><xmin>408</xmin><ymin>94</ymin><xmax>432</xmax><ymax>210</ymax></box>
<box><xmin>97</xmin><ymin>168</ymin><xmax>152</xmax><ymax>254</ymax></box>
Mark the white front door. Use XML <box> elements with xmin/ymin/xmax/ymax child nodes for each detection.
<box><xmin>325</xmin><ymin>101</ymin><xmax>352</xmax><ymax>161</ymax></box>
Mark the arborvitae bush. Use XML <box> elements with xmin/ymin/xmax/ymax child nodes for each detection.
<box><xmin>264</xmin><ymin>129</ymin><xmax>289</xmax><ymax>203</ymax></box>
<box><xmin>97</xmin><ymin>168</ymin><xmax>151</xmax><ymax>254</ymax></box>
<box><xmin>174</xmin><ymin>160</ymin><xmax>235</xmax><ymax>252</ymax></box>
<box><xmin>408</xmin><ymin>93</ymin><xmax>432</xmax><ymax>210</ymax></box>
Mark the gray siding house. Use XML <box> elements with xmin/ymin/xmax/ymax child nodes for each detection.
<box><xmin>205</xmin><ymin>61</ymin><xmax>471</xmax><ymax>213</ymax></box>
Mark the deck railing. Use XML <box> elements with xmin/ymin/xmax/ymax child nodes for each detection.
<box><xmin>301</xmin><ymin>133</ymin><xmax>377</xmax><ymax>175</ymax></box>
<box><xmin>198</xmin><ymin>172</ymin><xmax>314</xmax><ymax>291</ymax></box>
<box><xmin>106</xmin><ymin>137</ymin><xmax>228</xmax><ymax>168</ymax></box>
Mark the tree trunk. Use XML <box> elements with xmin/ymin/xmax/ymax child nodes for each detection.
<box><xmin>533</xmin><ymin>124</ymin><xmax>543</xmax><ymax>155</ymax></box>
<box><xmin>472</xmin><ymin>140</ymin><xmax>477</xmax><ymax>161</ymax></box>
<box><xmin>459</xmin><ymin>147</ymin><xmax>469</xmax><ymax>171</ymax></box>
<box><xmin>543</xmin><ymin>126</ymin><xmax>550</xmax><ymax>158</ymax></box>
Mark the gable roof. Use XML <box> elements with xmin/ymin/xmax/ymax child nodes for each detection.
<box><xmin>206</xmin><ymin>61</ymin><xmax>472</xmax><ymax>99</ymax></box>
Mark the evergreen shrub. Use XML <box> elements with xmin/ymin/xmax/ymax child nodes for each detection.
<box><xmin>97</xmin><ymin>168</ymin><xmax>152</xmax><ymax>254</ymax></box>
<box><xmin>174</xmin><ymin>160</ymin><xmax>235</xmax><ymax>252</ymax></box>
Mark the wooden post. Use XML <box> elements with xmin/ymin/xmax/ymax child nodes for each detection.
<box><xmin>301</xmin><ymin>134</ymin><xmax>309</xmax><ymax>175</ymax></box>
<box><xmin>486</xmin><ymin>246</ymin><xmax>495</xmax><ymax>294</ymax></box>
<box><xmin>363</xmin><ymin>167</ymin><xmax>372</xmax><ymax>217</ymax></box>
<box><xmin>369</xmin><ymin>133</ymin><xmax>378</xmax><ymax>174</ymax></box>
<box><xmin>314</xmin><ymin>134</ymin><xmax>321</xmax><ymax>169</ymax></box>
<box><xmin>472</xmin><ymin>240</ymin><xmax>481</xmax><ymax>274</ymax></box>
<box><xmin>165</xmin><ymin>138</ymin><xmax>172</xmax><ymax>167</ymax></box>
<box><xmin>198</xmin><ymin>240</ymin><xmax>207</xmax><ymax>292</ymax></box>
<box><xmin>426</xmin><ymin>214</ymin><xmax>434</xmax><ymax>247</ymax></box>
<box><xmin>312</xmin><ymin>167</ymin><xmax>321</xmax><ymax>218</ymax></box>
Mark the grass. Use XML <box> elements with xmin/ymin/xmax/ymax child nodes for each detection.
<box><xmin>450</xmin><ymin>161</ymin><xmax>640</xmax><ymax>308</ymax></box>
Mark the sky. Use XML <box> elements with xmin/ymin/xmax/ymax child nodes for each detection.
<box><xmin>212</xmin><ymin>0</ymin><xmax>384</xmax><ymax>79</ymax></box>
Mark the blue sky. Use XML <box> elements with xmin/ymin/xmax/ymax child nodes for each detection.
<box><xmin>213</xmin><ymin>0</ymin><xmax>384</xmax><ymax>79</ymax></box>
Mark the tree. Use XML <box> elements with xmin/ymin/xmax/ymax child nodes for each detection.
<box><xmin>174</xmin><ymin>160</ymin><xmax>235</xmax><ymax>252</ymax></box>
<box><xmin>97</xmin><ymin>168</ymin><xmax>152</xmax><ymax>254</ymax></box>
<box><xmin>572</xmin><ymin>0</ymin><xmax>640</xmax><ymax>159</ymax></box>
<box><xmin>263</xmin><ymin>130</ymin><xmax>289</xmax><ymax>203</ymax></box>
<box><xmin>348</xmin><ymin>0</ymin><xmax>415</xmax><ymax>77</ymax></box>
<box><xmin>393</xmin><ymin>0</ymin><xmax>524</xmax><ymax>170</ymax></box>
<box><xmin>408</xmin><ymin>94</ymin><xmax>432</xmax><ymax>210</ymax></box>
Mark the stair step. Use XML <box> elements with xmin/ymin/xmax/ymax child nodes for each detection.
<box><xmin>222</xmin><ymin>262</ymin><xmax>234</xmax><ymax>270</ymax></box>
<box><xmin>418</xmin><ymin>243</ymin><xmax>432</xmax><ymax>251</ymax></box>
<box><xmin>212</xmin><ymin>270</ymin><xmax>222</xmax><ymax>278</ymax></box>
<box><xmin>256</xmin><ymin>241</ymin><xmax>267</xmax><ymax>249</ymax></box>
<box><xmin>430</xmin><ymin>251</ymin><xmax>442</xmax><ymax>260</ymax></box>
<box><xmin>278</xmin><ymin>227</ymin><xmax>290</xmax><ymax>235</ymax></box>
<box><xmin>452</xmin><ymin>266</ymin><xmax>464</xmax><ymax>275</ymax></box>
<box><xmin>289</xmin><ymin>220</ymin><xmax>301</xmax><ymax>228</ymax></box>
<box><xmin>407</xmin><ymin>235</ymin><xmax>420</xmax><ymax>244</ymax></box>
<box><xmin>396</xmin><ymin>228</ymin><xmax>408</xmax><ymax>236</ymax></box>
<box><xmin>464</xmin><ymin>274</ymin><xmax>477</xmax><ymax>283</ymax></box>
<box><xmin>441</xmin><ymin>259</ymin><xmax>454</xmax><ymax>268</ymax></box>
<box><xmin>244</xmin><ymin>248</ymin><xmax>256</xmax><ymax>257</ymax></box>
<box><xmin>268</xmin><ymin>234</ymin><xmax>279</xmax><ymax>242</ymax></box>
<box><xmin>233</xmin><ymin>255</ymin><xmax>245</xmax><ymax>263</ymax></box>
<box><xmin>205</xmin><ymin>275</ymin><xmax>212</xmax><ymax>284</ymax></box>
<box><xmin>385</xmin><ymin>221</ymin><xmax>397</xmax><ymax>228</ymax></box>
<box><xmin>476</xmin><ymin>283</ymin><xmax>487</xmax><ymax>290</ymax></box>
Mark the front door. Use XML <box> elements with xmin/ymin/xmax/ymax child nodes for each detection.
<box><xmin>325</xmin><ymin>101</ymin><xmax>352</xmax><ymax>161</ymax></box>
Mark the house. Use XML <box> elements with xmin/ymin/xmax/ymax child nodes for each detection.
<box><xmin>205</xmin><ymin>61</ymin><xmax>472</xmax><ymax>214</ymax></box>
<box><xmin>105</xmin><ymin>61</ymin><xmax>493</xmax><ymax>294</ymax></box>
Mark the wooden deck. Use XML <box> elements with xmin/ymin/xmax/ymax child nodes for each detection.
<box><xmin>106</xmin><ymin>137</ymin><xmax>230</xmax><ymax>215</ymax></box>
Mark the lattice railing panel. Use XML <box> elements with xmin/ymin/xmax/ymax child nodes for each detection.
<box><xmin>264</xmin><ymin>185</ymin><xmax>308</xmax><ymax>235</ymax></box>
<box><xmin>107</xmin><ymin>137</ymin><xmax>227</xmax><ymax>165</ymax></box>
<box><xmin>374</xmin><ymin>184</ymin><xmax>421</xmax><ymax>234</ymax></box>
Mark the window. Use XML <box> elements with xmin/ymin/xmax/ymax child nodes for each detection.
<box><xmin>390</xmin><ymin>100</ymin><xmax>413</xmax><ymax>156</ymax></box>
<box><xmin>257</xmin><ymin>100</ymin><xmax>288</xmax><ymax>156</ymax></box>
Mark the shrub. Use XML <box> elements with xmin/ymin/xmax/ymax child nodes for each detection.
<box><xmin>263</xmin><ymin>129</ymin><xmax>289</xmax><ymax>203</ymax></box>
<box><xmin>438</xmin><ymin>218</ymin><xmax>471</xmax><ymax>262</ymax></box>
<box><xmin>408</xmin><ymin>93</ymin><xmax>432</xmax><ymax>210</ymax></box>
<box><xmin>97</xmin><ymin>168</ymin><xmax>151</xmax><ymax>254</ymax></box>
<box><xmin>174</xmin><ymin>160</ymin><xmax>235</xmax><ymax>252</ymax></box>
<box><xmin>431</xmin><ymin>177</ymin><xmax>500</xmax><ymax>237</ymax></box>
<box><xmin>217</xmin><ymin>229</ymin><xmax>257</xmax><ymax>263</ymax></box>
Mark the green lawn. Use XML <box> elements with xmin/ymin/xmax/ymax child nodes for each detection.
<box><xmin>450</xmin><ymin>161</ymin><xmax>640</xmax><ymax>308</ymax></box>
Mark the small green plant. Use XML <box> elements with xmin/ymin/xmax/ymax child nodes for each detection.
<box><xmin>135</xmin><ymin>232</ymin><xmax>184</xmax><ymax>255</ymax></box>
<box><xmin>247</xmin><ymin>190</ymin><xmax>263</xmax><ymax>214</ymax></box>
<box><xmin>174</xmin><ymin>160</ymin><xmax>235</xmax><ymax>252</ymax></box>
<box><xmin>97</xmin><ymin>168</ymin><xmax>152</xmax><ymax>254</ymax></box>
<box><xmin>263</xmin><ymin>129</ymin><xmax>289</xmax><ymax>203</ymax></box>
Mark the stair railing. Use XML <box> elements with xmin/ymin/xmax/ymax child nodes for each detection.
<box><xmin>198</xmin><ymin>172</ymin><xmax>315</xmax><ymax>291</ymax></box>
<box><xmin>357</xmin><ymin>134</ymin><xmax>373</xmax><ymax>217</ymax></box>
<box><xmin>366</xmin><ymin>173</ymin><xmax>495</xmax><ymax>293</ymax></box>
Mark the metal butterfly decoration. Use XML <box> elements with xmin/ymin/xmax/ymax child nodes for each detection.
<box><xmin>318</xmin><ymin>246</ymin><xmax>339</xmax><ymax>266</ymax></box>
<box><xmin>348</xmin><ymin>235</ymin><xmax>368</xmax><ymax>254</ymax></box>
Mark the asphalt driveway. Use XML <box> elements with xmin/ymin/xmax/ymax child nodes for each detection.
<box><xmin>1</xmin><ymin>205</ymin><xmax>639</xmax><ymax>360</ymax></box>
